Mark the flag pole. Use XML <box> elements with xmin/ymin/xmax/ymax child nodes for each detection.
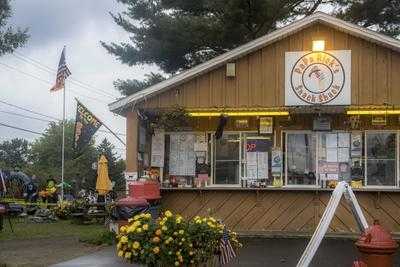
<box><xmin>61</xmin><ymin>76</ymin><xmax>66</xmax><ymax>202</ymax></box>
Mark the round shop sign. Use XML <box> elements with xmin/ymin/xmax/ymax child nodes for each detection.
<box><xmin>290</xmin><ymin>51</ymin><xmax>345</xmax><ymax>105</ymax></box>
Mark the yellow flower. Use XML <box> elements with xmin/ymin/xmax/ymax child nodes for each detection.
<box><xmin>176</xmin><ymin>251</ymin><xmax>181</xmax><ymax>256</ymax></box>
<box><xmin>142</xmin><ymin>224</ymin><xmax>149</xmax><ymax>231</ymax></box>
<box><xmin>173</xmin><ymin>231</ymin><xmax>178</xmax><ymax>236</ymax></box>
<box><xmin>194</xmin><ymin>216</ymin><xmax>200</xmax><ymax>220</ymax></box>
<box><xmin>176</xmin><ymin>218</ymin><xmax>182</xmax><ymax>224</ymax></box>
<box><xmin>153</xmin><ymin>246</ymin><xmax>160</xmax><ymax>254</ymax></box>
<box><xmin>162</xmin><ymin>226</ymin><xmax>168</xmax><ymax>231</ymax></box>
<box><xmin>155</xmin><ymin>229</ymin><xmax>162</xmax><ymax>236</ymax></box>
<box><xmin>133</xmin><ymin>215</ymin><xmax>139</xmax><ymax>220</ymax></box>
<box><xmin>144</xmin><ymin>213</ymin><xmax>151</xmax><ymax>219</ymax></box>
<box><xmin>165</xmin><ymin>210</ymin><xmax>173</xmax><ymax>217</ymax></box>
<box><xmin>120</xmin><ymin>236</ymin><xmax>128</xmax><ymax>244</ymax></box>
<box><xmin>178</xmin><ymin>230</ymin><xmax>184</xmax><ymax>235</ymax></box>
<box><xmin>124</xmin><ymin>252</ymin><xmax>132</xmax><ymax>259</ymax></box>
<box><xmin>127</xmin><ymin>225</ymin><xmax>136</xmax><ymax>233</ymax></box>
<box><xmin>132</xmin><ymin>241</ymin><xmax>140</xmax><ymax>249</ymax></box>
<box><xmin>120</xmin><ymin>226</ymin><xmax>127</xmax><ymax>233</ymax></box>
<box><xmin>159</xmin><ymin>221</ymin><xmax>164</xmax><ymax>226</ymax></box>
<box><xmin>174</xmin><ymin>261</ymin><xmax>180</xmax><ymax>266</ymax></box>
<box><xmin>136</xmin><ymin>227</ymin><xmax>142</xmax><ymax>233</ymax></box>
<box><xmin>152</xmin><ymin>236</ymin><xmax>160</xmax><ymax>243</ymax></box>
<box><xmin>117</xmin><ymin>250</ymin><xmax>124</xmax><ymax>257</ymax></box>
<box><xmin>117</xmin><ymin>242</ymin><xmax>122</xmax><ymax>249</ymax></box>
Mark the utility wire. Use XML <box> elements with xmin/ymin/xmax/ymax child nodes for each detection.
<box><xmin>0</xmin><ymin>99</ymin><xmax>126</xmax><ymax>136</ymax></box>
<box><xmin>0</xmin><ymin>99</ymin><xmax>59</xmax><ymax>120</ymax></box>
<box><xmin>0</xmin><ymin>62</ymin><xmax>109</xmax><ymax>104</ymax></box>
<box><xmin>12</xmin><ymin>51</ymin><xmax>119</xmax><ymax>99</ymax></box>
<box><xmin>0</xmin><ymin>110</ymin><xmax>52</xmax><ymax>122</ymax></box>
<box><xmin>0</xmin><ymin>121</ymin><xmax>126</xmax><ymax>151</ymax></box>
<box><xmin>0</xmin><ymin>122</ymin><xmax>43</xmax><ymax>135</ymax></box>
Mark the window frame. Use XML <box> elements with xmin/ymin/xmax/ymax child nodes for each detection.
<box><xmin>364</xmin><ymin>130</ymin><xmax>399</xmax><ymax>188</ymax></box>
<box><xmin>284</xmin><ymin>130</ymin><xmax>319</xmax><ymax>188</ymax></box>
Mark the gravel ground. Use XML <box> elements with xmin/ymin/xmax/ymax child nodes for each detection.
<box><xmin>0</xmin><ymin>236</ymin><xmax>104</xmax><ymax>267</ymax></box>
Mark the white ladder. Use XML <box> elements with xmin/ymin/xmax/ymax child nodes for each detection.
<box><xmin>296</xmin><ymin>181</ymin><xmax>369</xmax><ymax>267</ymax></box>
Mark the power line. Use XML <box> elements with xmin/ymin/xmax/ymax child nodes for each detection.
<box><xmin>0</xmin><ymin>99</ymin><xmax>59</xmax><ymax>120</ymax></box>
<box><xmin>0</xmin><ymin>122</ymin><xmax>127</xmax><ymax>149</ymax></box>
<box><xmin>0</xmin><ymin>62</ymin><xmax>110</xmax><ymax>104</ymax></box>
<box><xmin>0</xmin><ymin>110</ymin><xmax>52</xmax><ymax>122</ymax></box>
<box><xmin>13</xmin><ymin>51</ymin><xmax>119</xmax><ymax>99</ymax></box>
<box><xmin>0</xmin><ymin>122</ymin><xmax>43</xmax><ymax>135</ymax></box>
<box><xmin>0</xmin><ymin>99</ymin><xmax>126</xmax><ymax>136</ymax></box>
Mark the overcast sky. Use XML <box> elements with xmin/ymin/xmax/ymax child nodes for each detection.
<box><xmin>0</xmin><ymin>0</ymin><xmax>158</xmax><ymax>158</ymax></box>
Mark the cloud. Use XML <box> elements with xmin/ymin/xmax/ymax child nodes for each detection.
<box><xmin>0</xmin><ymin>0</ymin><xmax>159</xmax><ymax>158</ymax></box>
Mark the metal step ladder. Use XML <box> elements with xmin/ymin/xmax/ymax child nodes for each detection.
<box><xmin>297</xmin><ymin>181</ymin><xmax>369</xmax><ymax>267</ymax></box>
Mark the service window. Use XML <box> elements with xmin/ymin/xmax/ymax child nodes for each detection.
<box><xmin>318</xmin><ymin>132</ymin><xmax>351</xmax><ymax>185</ymax></box>
<box><xmin>366</xmin><ymin>132</ymin><xmax>397</xmax><ymax>186</ymax></box>
<box><xmin>286</xmin><ymin>132</ymin><xmax>317</xmax><ymax>186</ymax></box>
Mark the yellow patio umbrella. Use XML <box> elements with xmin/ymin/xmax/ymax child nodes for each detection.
<box><xmin>96</xmin><ymin>155</ymin><xmax>112</xmax><ymax>196</ymax></box>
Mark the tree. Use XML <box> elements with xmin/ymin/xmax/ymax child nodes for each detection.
<box><xmin>104</xmin><ymin>0</ymin><xmax>400</xmax><ymax>96</ymax></box>
<box><xmin>29</xmin><ymin>121</ymin><xmax>97</xmax><ymax>189</ymax></box>
<box><xmin>0</xmin><ymin>0</ymin><xmax>28</xmax><ymax>56</ymax></box>
<box><xmin>114</xmin><ymin>72</ymin><xmax>166</xmax><ymax>96</ymax></box>
<box><xmin>0</xmin><ymin>138</ymin><xmax>30</xmax><ymax>170</ymax></box>
<box><xmin>96</xmin><ymin>138</ymin><xmax>126</xmax><ymax>192</ymax></box>
<box><xmin>335</xmin><ymin>0</ymin><xmax>400</xmax><ymax>37</ymax></box>
<box><xmin>103</xmin><ymin>0</ymin><xmax>327</xmax><ymax>95</ymax></box>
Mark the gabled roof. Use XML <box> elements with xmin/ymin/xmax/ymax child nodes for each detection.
<box><xmin>109</xmin><ymin>11</ymin><xmax>400</xmax><ymax>113</ymax></box>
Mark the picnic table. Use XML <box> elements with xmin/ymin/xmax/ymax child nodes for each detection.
<box><xmin>71</xmin><ymin>203</ymin><xmax>108</xmax><ymax>224</ymax></box>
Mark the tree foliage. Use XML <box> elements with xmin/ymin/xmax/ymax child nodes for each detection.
<box><xmin>29</xmin><ymin>121</ymin><xmax>97</xmax><ymax>187</ymax></box>
<box><xmin>113</xmin><ymin>72</ymin><xmax>166</xmax><ymax>96</ymax></box>
<box><xmin>0</xmin><ymin>0</ymin><xmax>28</xmax><ymax>56</ymax></box>
<box><xmin>104</xmin><ymin>0</ymin><xmax>400</xmax><ymax>96</ymax></box>
<box><xmin>103</xmin><ymin>0</ymin><xmax>326</xmax><ymax>76</ymax></box>
<box><xmin>335</xmin><ymin>0</ymin><xmax>400</xmax><ymax>37</ymax></box>
<box><xmin>0</xmin><ymin>138</ymin><xmax>29</xmax><ymax>169</ymax></box>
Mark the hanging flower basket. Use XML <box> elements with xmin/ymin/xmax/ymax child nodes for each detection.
<box><xmin>116</xmin><ymin>211</ymin><xmax>242</xmax><ymax>266</ymax></box>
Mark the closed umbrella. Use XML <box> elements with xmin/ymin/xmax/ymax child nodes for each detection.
<box><xmin>96</xmin><ymin>155</ymin><xmax>112</xmax><ymax>196</ymax></box>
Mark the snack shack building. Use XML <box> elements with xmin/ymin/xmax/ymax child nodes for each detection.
<box><xmin>110</xmin><ymin>12</ymin><xmax>400</xmax><ymax>236</ymax></box>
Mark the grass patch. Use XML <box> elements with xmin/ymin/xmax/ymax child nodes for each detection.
<box><xmin>0</xmin><ymin>218</ymin><xmax>109</xmax><ymax>244</ymax></box>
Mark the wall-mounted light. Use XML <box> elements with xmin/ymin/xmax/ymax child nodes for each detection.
<box><xmin>188</xmin><ymin>111</ymin><xmax>289</xmax><ymax>117</ymax></box>
<box><xmin>347</xmin><ymin>110</ymin><xmax>400</xmax><ymax>115</ymax></box>
<box><xmin>312</xmin><ymin>40</ymin><xmax>325</xmax><ymax>51</ymax></box>
<box><xmin>226</xmin><ymin>62</ymin><xmax>236</xmax><ymax>77</ymax></box>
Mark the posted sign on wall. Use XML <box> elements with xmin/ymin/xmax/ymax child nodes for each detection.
<box><xmin>285</xmin><ymin>50</ymin><xmax>351</xmax><ymax>106</ymax></box>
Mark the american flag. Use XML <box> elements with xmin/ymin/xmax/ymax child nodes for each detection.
<box><xmin>50</xmin><ymin>47</ymin><xmax>71</xmax><ymax>92</ymax></box>
<box><xmin>219</xmin><ymin>226</ymin><xmax>237</xmax><ymax>265</ymax></box>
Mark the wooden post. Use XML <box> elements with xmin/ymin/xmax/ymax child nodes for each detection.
<box><xmin>126</xmin><ymin>110</ymin><xmax>139</xmax><ymax>178</ymax></box>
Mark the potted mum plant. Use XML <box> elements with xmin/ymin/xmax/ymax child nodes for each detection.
<box><xmin>116</xmin><ymin>211</ymin><xmax>241</xmax><ymax>266</ymax></box>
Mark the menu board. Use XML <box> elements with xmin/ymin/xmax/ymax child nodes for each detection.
<box><xmin>151</xmin><ymin>131</ymin><xmax>165</xmax><ymax>167</ymax></box>
<box><xmin>246</xmin><ymin>139</ymin><xmax>270</xmax><ymax>179</ymax></box>
<box><xmin>169</xmin><ymin>133</ymin><xmax>195</xmax><ymax>176</ymax></box>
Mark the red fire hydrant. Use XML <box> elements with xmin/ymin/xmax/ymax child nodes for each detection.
<box><xmin>354</xmin><ymin>220</ymin><xmax>398</xmax><ymax>267</ymax></box>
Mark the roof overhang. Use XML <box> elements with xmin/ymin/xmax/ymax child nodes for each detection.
<box><xmin>109</xmin><ymin>12</ymin><xmax>400</xmax><ymax>114</ymax></box>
